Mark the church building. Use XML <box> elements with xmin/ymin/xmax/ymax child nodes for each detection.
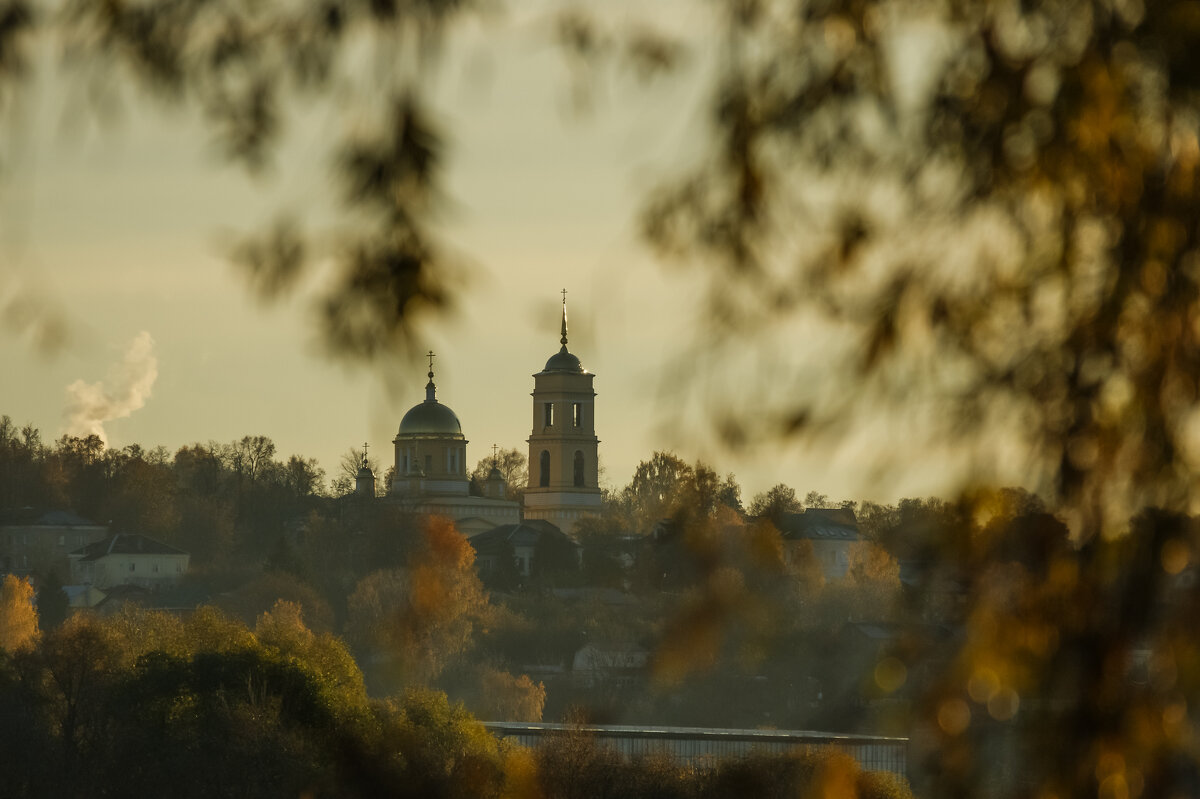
<box><xmin>386</xmin><ymin>353</ymin><xmax>521</xmax><ymax>535</ymax></box>
<box><xmin>522</xmin><ymin>298</ymin><xmax>603</xmax><ymax>533</ymax></box>
<box><xmin>383</xmin><ymin>294</ymin><xmax>601</xmax><ymax>536</ymax></box>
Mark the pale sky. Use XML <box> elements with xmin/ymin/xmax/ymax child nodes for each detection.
<box><xmin>0</xmin><ymin>3</ymin><xmax>966</xmax><ymax>504</ymax></box>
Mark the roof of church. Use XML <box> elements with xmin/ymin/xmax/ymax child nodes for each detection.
<box><xmin>398</xmin><ymin>355</ymin><xmax>465</xmax><ymax>437</ymax></box>
<box><xmin>541</xmin><ymin>346</ymin><xmax>584</xmax><ymax>374</ymax></box>
<box><xmin>399</xmin><ymin>401</ymin><xmax>463</xmax><ymax>436</ymax></box>
<box><xmin>538</xmin><ymin>294</ymin><xmax>588</xmax><ymax>375</ymax></box>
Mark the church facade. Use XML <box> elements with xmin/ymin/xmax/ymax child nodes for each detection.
<box><xmin>522</xmin><ymin>302</ymin><xmax>603</xmax><ymax>532</ymax></box>
<box><xmin>384</xmin><ymin>296</ymin><xmax>600</xmax><ymax>536</ymax></box>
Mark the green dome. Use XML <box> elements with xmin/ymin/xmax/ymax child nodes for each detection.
<box><xmin>542</xmin><ymin>346</ymin><xmax>584</xmax><ymax>374</ymax></box>
<box><xmin>398</xmin><ymin>400</ymin><xmax>463</xmax><ymax>437</ymax></box>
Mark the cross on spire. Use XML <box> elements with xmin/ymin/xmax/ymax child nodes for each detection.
<box><xmin>560</xmin><ymin>289</ymin><xmax>569</xmax><ymax>347</ymax></box>
<box><xmin>491</xmin><ymin>443</ymin><xmax>499</xmax><ymax>466</ymax></box>
<box><xmin>361</xmin><ymin>441</ymin><xmax>369</xmax><ymax>469</ymax></box>
<box><xmin>424</xmin><ymin>350</ymin><xmax>438</xmax><ymax>401</ymax></box>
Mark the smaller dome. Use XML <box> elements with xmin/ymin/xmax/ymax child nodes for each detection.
<box><xmin>543</xmin><ymin>345</ymin><xmax>583</xmax><ymax>374</ymax></box>
<box><xmin>398</xmin><ymin>400</ymin><xmax>463</xmax><ymax>436</ymax></box>
<box><xmin>487</xmin><ymin>466</ymin><xmax>504</xmax><ymax>481</ymax></box>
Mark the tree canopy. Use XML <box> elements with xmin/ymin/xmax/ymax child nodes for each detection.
<box><xmin>6</xmin><ymin>1</ymin><xmax>1200</xmax><ymax>795</ymax></box>
<box><xmin>0</xmin><ymin>575</ymin><xmax>39</xmax><ymax>652</ymax></box>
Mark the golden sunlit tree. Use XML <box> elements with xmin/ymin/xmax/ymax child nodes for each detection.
<box><xmin>255</xmin><ymin>599</ymin><xmax>369</xmax><ymax>721</ymax></box>
<box><xmin>0</xmin><ymin>574</ymin><xmax>39</xmax><ymax>652</ymax></box>
<box><xmin>347</xmin><ymin>516</ymin><xmax>488</xmax><ymax>689</ymax></box>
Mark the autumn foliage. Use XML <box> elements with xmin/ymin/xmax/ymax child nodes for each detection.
<box><xmin>0</xmin><ymin>575</ymin><xmax>39</xmax><ymax>652</ymax></box>
<box><xmin>347</xmin><ymin>516</ymin><xmax>490</xmax><ymax>688</ymax></box>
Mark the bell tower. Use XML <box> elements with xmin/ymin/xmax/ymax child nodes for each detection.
<box><xmin>524</xmin><ymin>291</ymin><xmax>602</xmax><ymax>532</ymax></box>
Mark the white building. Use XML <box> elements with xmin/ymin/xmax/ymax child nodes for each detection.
<box><xmin>0</xmin><ymin>508</ymin><xmax>108</xmax><ymax>578</ymax></box>
<box><xmin>777</xmin><ymin>508</ymin><xmax>862</xmax><ymax>580</ymax></box>
<box><xmin>68</xmin><ymin>533</ymin><xmax>190</xmax><ymax>590</ymax></box>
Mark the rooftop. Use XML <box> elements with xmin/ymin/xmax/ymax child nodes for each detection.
<box><xmin>0</xmin><ymin>507</ymin><xmax>104</xmax><ymax>528</ymax></box>
<box><xmin>69</xmin><ymin>533</ymin><xmax>188</xmax><ymax>562</ymax></box>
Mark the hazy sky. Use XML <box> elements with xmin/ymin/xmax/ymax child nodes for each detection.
<box><xmin>0</xmin><ymin>3</ymin><xmax>959</xmax><ymax>503</ymax></box>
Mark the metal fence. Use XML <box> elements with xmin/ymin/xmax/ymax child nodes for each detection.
<box><xmin>483</xmin><ymin>722</ymin><xmax>908</xmax><ymax>778</ymax></box>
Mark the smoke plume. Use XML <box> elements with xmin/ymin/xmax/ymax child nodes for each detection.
<box><xmin>63</xmin><ymin>331</ymin><xmax>158</xmax><ymax>445</ymax></box>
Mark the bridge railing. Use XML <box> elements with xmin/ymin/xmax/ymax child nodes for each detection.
<box><xmin>483</xmin><ymin>721</ymin><xmax>908</xmax><ymax>778</ymax></box>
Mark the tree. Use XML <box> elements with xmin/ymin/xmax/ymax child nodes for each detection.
<box><xmin>714</xmin><ymin>472</ymin><xmax>744</xmax><ymax>514</ymax></box>
<box><xmin>105</xmin><ymin>605</ymin><xmax>187</xmax><ymax>660</ymax></box>
<box><xmin>48</xmin><ymin>434</ymin><xmax>107</xmax><ymax>516</ymax></box>
<box><xmin>639</xmin><ymin>0</ymin><xmax>1200</xmax><ymax>540</ymax></box>
<box><xmin>448</xmin><ymin>665</ymin><xmax>546</xmax><ymax>723</ymax></box>
<box><xmin>335</xmin><ymin>446</ymin><xmax>381</xmax><ymax>497</ymax></box>
<box><xmin>8</xmin><ymin>0</ymin><xmax>1200</xmax><ymax>793</ymax></box>
<box><xmin>0</xmin><ymin>0</ymin><xmax>479</xmax><ymax>363</ymax></box>
<box><xmin>856</xmin><ymin>501</ymin><xmax>900</xmax><ymax>541</ymax></box>
<box><xmin>283</xmin><ymin>455</ymin><xmax>327</xmax><ymax>500</ymax></box>
<box><xmin>173</xmin><ymin>443</ymin><xmax>225</xmax><ymax>496</ymax></box>
<box><xmin>216</xmin><ymin>571</ymin><xmax>335</xmax><ymax>635</ymax></box>
<box><xmin>842</xmin><ymin>541</ymin><xmax>902</xmax><ymax>619</ymax></box>
<box><xmin>36</xmin><ymin>613</ymin><xmax>126</xmax><ymax>780</ymax></box>
<box><xmin>469</xmin><ymin>448</ymin><xmax>527</xmax><ymax>501</ymax></box>
<box><xmin>0</xmin><ymin>417</ymin><xmax>48</xmax><ymax>509</ymax></box>
<box><xmin>379</xmin><ymin>688</ymin><xmax>505</xmax><ymax>799</ymax></box>
<box><xmin>0</xmin><ymin>575</ymin><xmax>40</xmax><ymax>652</ymax></box>
<box><xmin>222</xmin><ymin>435</ymin><xmax>277</xmax><ymax>484</ymax></box>
<box><xmin>621</xmin><ymin>451</ymin><xmax>695</xmax><ymax>530</ymax></box>
<box><xmin>36</xmin><ymin>570</ymin><xmax>69</xmax><ymax>631</ymax></box>
<box><xmin>7</xmin><ymin>0</ymin><xmax>1196</xmax><ymax>529</ymax></box>
<box><xmin>255</xmin><ymin>599</ymin><xmax>369</xmax><ymax>719</ymax></box>
<box><xmin>691</xmin><ymin>461</ymin><xmax>728</xmax><ymax>518</ymax></box>
<box><xmin>346</xmin><ymin>517</ymin><xmax>488</xmax><ymax>689</ymax></box>
<box><xmin>748</xmin><ymin>484</ymin><xmax>802</xmax><ymax>524</ymax></box>
<box><xmin>103</xmin><ymin>449</ymin><xmax>179</xmax><ymax>539</ymax></box>
<box><xmin>803</xmin><ymin>491</ymin><xmax>829</xmax><ymax>509</ymax></box>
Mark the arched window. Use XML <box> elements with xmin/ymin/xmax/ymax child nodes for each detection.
<box><xmin>539</xmin><ymin>450</ymin><xmax>550</xmax><ymax>487</ymax></box>
<box><xmin>573</xmin><ymin>450</ymin><xmax>585</xmax><ymax>487</ymax></box>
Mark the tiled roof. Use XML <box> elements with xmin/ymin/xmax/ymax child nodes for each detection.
<box><xmin>776</xmin><ymin>508</ymin><xmax>861</xmax><ymax>541</ymax></box>
<box><xmin>468</xmin><ymin>520</ymin><xmax>579</xmax><ymax>551</ymax></box>
<box><xmin>69</xmin><ymin>533</ymin><xmax>188</xmax><ymax>562</ymax></box>
<box><xmin>0</xmin><ymin>507</ymin><xmax>103</xmax><ymax>527</ymax></box>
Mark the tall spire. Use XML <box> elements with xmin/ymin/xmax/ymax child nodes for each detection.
<box><xmin>425</xmin><ymin>350</ymin><xmax>437</xmax><ymax>401</ymax></box>
<box><xmin>560</xmin><ymin>288</ymin><xmax>569</xmax><ymax>347</ymax></box>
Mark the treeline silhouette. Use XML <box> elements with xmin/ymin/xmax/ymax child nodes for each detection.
<box><xmin>0</xmin><ymin>598</ymin><xmax>912</xmax><ymax>798</ymax></box>
<box><xmin>5</xmin><ymin>418</ymin><xmax>1200</xmax><ymax>796</ymax></box>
